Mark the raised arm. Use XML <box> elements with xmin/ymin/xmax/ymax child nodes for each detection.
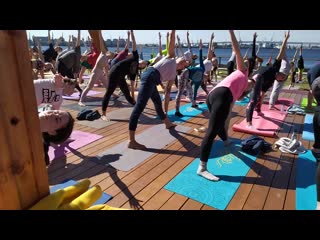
<box><xmin>199</xmin><ymin>39</ymin><xmax>204</xmax><ymax>70</ymax></box>
<box><xmin>158</xmin><ymin>32</ymin><xmax>162</xmax><ymax>56</ymax></box>
<box><xmin>87</xmin><ymin>36</ymin><xmax>93</xmax><ymax>52</ymax></box>
<box><xmin>167</xmin><ymin>30</ymin><xmax>176</xmax><ymax>58</ymax></box>
<box><xmin>116</xmin><ymin>36</ymin><xmax>120</xmax><ymax>53</ymax></box>
<box><xmin>299</xmin><ymin>44</ymin><xmax>303</xmax><ymax>56</ymax></box>
<box><xmin>243</xmin><ymin>48</ymin><xmax>249</xmax><ymax>60</ymax></box>
<box><xmin>47</xmin><ymin>30</ymin><xmax>52</xmax><ymax>45</ymax></box>
<box><xmin>267</xmin><ymin>49</ymin><xmax>274</xmax><ymax>65</ymax></box>
<box><xmin>99</xmin><ymin>30</ymin><xmax>107</xmax><ymax>54</ymax></box>
<box><xmin>229</xmin><ymin>30</ymin><xmax>246</xmax><ymax>72</ymax></box>
<box><xmin>125</xmin><ymin>31</ymin><xmax>130</xmax><ymax>50</ymax></box>
<box><xmin>275</xmin><ymin>31</ymin><xmax>290</xmax><ymax>61</ymax></box>
<box><xmin>71</xmin><ymin>35</ymin><xmax>76</xmax><ymax>48</ymax></box>
<box><xmin>68</xmin><ymin>35</ymin><xmax>71</xmax><ymax>50</ymax></box>
<box><xmin>32</xmin><ymin>35</ymin><xmax>38</xmax><ymax>52</ymax></box>
<box><xmin>251</xmin><ymin>32</ymin><xmax>257</xmax><ymax>59</ymax></box>
<box><xmin>176</xmin><ymin>35</ymin><xmax>184</xmax><ymax>57</ymax></box>
<box><xmin>166</xmin><ymin>32</ymin><xmax>169</xmax><ymax>54</ymax></box>
<box><xmin>207</xmin><ymin>32</ymin><xmax>214</xmax><ymax>59</ymax></box>
<box><xmin>36</xmin><ymin>38</ymin><xmax>44</xmax><ymax>62</ymax></box>
<box><xmin>160</xmin><ymin>32</ymin><xmax>169</xmax><ymax>56</ymax></box>
<box><xmin>292</xmin><ymin>47</ymin><xmax>298</xmax><ymax>62</ymax></box>
<box><xmin>186</xmin><ymin>31</ymin><xmax>191</xmax><ymax>50</ymax></box>
<box><xmin>131</xmin><ymin>30</ymin><xmax>136</xmax><ymax>52</ymax></box>
<box><xmin>75</xmin><ymin>30</ymin><xmax>81</xmax><ymax>48</ymax></box>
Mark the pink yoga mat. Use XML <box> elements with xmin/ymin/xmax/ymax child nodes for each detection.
<box><xmin>232</xmin><ymin>98</ymin><xmax>294</xmax><ymax>137</ymax></box>
<box><xmin>62</xmin><ymin>90</ymin><xmax>100</xmax><ymax>100</ymax></box>
<box><xmin>48</xmin><ymin>130</ymin><xmax>103</xmax><ymax>161</ymax></box>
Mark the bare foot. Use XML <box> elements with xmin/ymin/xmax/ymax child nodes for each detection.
<box><xmin>128</xmin><ymin>141</ymin><xmax>147</xmax><ymax>150</ymax></box>
<box><xmin>101</xmin><ymin>115</ymin><xmax>110</xmax><ymax>122</ymax></box>
<box><xmin>194</xmin><ymin>127</ymin><xmax>206</xmax><ymax>133</ymax></box>
<box><xmin>269</xmin><ymin>105</ymin><xmax>275</xmax><ymax>110</ymax></box>
<box><xmin>257</xmin><ymin>111</ymin><xmax>264</xmax><ymax>116</ymax></box>
<box><xmin>224</xmin><ymin>139</ymin><xmax>233</xmax><ymax>146</ymax></box>
<box><xmin>166</xmin><ymin>122</ymin><xmax>177</xmax><ymax>129</ymax></box>
<box><xmin>246</xmin><ymin>125</ymin><xmax>256</xmax><ymax>130</ymax></box>
<box><xmin>78</xmin><ymin>102</ymin><xmax>86</xmax><ymax>107</ymax></box>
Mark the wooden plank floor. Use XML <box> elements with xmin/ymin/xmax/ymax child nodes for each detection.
<box><xmin>47</xmin><ymin>84</ymin><xmax>312</xmax><ymax>210</ymax></box>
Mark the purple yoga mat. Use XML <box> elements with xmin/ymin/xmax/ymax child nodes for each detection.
<box><xmin>62</xmin><ymin>90</ymin><xmax>100</xmax><ymax>100</ymax></box>
<box><xmin>48</xmin><ymin>130</ymin><xmax>103</xmax><ymax>161</ymax></box>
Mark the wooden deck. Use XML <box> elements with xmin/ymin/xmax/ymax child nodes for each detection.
<box><xmin>48</xmin><ymin>84</ymin><xmax>311</xmax><ymax>210</ymax></box>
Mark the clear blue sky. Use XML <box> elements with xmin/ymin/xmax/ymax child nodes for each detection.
<box><xmin>26</xmin><ymin>30</ymin><xmax>320</xmax><ymax>44</ymax></box>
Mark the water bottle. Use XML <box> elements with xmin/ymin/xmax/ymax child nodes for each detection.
<box><xmin>281</xmin><ymin>104</ymin><xmax>284</xmax><ymax>114</ymax></box>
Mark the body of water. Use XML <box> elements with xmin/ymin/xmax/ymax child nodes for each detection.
<box><xmin>40</xmin><ymin>46</ymin><xmax>320</xmax><ymax>69</ymax></box>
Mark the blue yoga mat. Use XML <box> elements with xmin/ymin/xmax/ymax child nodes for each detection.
<box><xmin>296</xmin><ymin>150</ymin><xmax>317</xmax><ymax>210</ymax></box>
<box><xmin>302</xmin><ymin>114</ymin><xmax>314</xmax><ymax>141</ymax></box>
<box><xmin>164</xmin><ymin>103</ymin><xmax>208</xmax><ymax>123</ymax></box>
<box><xmin>235</xmin><ymin>96</ymin><xmax>250</xmax><ymax>106</ymax></box>
<box><xmin>50</xmin><ymin>179</ymin><xmax>112</xmax><ymax>205</ymax></box>
<box><xmin>164</xmin><ymin>139</ymin><xmax>257</xmax><ymax>210</ymax></box>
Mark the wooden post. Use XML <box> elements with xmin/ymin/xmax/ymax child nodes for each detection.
<box><xmin>0</xmin><ymin>30</ymin><xmax>49</xmax><ymax>210</ymax></box>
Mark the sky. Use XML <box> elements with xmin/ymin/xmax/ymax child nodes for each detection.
<box><xmin>26</xmin><ymin>30</ymin><xmax>320</xmax><ymax>44</ymax></box>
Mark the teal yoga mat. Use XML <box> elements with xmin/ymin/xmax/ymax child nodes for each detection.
<box><xmin>302</xmin><ymin>114</ymin><xmax>314</xmax><ymax>141</ymax></box>
<box><xmin>165</xmin><ymin>103</ymin><xmax>208</xmax><ymax>123</ymax></box>
<box><xmin>164</xmin><ymin>139</ymin><xmax>257</xmax><ymax>210</ymax></box>
<box><xmin>235</xmin><ymin>96</ymin><xmax>250</xmax><ymax>106</ymax></box>
<box><xmin>296</xmin><ymin>150</ymin><xmax>318</xmax><ymax>210</ymax></box>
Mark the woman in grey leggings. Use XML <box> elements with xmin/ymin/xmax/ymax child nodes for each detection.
<box><xmin>268</xmin><ymin>56</ymin><xmax>290</xmax><ymax>109</ymax></box>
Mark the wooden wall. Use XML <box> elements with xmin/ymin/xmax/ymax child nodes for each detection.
<box><xmin>0</xmin><ymin>30</ymin><xmax>49</xmax><ymax>210</ymax></box>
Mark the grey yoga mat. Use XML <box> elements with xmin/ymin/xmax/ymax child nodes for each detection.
<box><xmin>92</xmin><ymin>124</ymin><xmax>191</xmax><ymax>171</ymax></box>
<box><xmin>77</xmin><ymin>107</ymin><xmax>160</xmax><ymax>129</ymax></box>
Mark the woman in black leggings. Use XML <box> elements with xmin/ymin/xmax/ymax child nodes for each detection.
<box><xmin>246</xmin><ymin>31</ymin><xmax>290</xmax><ymax>129</ymax></box>
<box><xmin>197</xmin><ymin>30</ymin><xmax>255</xmax><ymax>181</ymax></box>
<box><xmin>101</xmin><ymin>30</ymin><xmax>138</xmax><ymax>121</ymax></box>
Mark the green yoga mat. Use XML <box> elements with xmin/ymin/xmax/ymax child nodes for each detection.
<box><xmin>301</xmin><ymin>98</ymin><xmax>316</xmax><ymax>113</ymax></box>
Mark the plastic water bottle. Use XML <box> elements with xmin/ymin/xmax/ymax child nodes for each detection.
<box><xmin>281</xmin><ymin>104</ymin><xmax>285</xmax><ymax>115</ymax></box>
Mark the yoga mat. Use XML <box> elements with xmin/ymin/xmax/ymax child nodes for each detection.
<box><xmin>48</xmin><ymin>130</ymin><xmax>103</xmax><ymax>161</ymax></box>
<box><xmin>301</xmin><ymin>98</ymin><xmax>316</xmax><ymax>113</ymax></box>
<box><xmin>232</xmin><ymin>98</ymin><xmax>294</xmax><ymax>137</ymax></box>
<box><xmin>161</xmin><ymin>92</ymin><xmax>178</xmax><ymax>101</ymax></box>
<box><xmin>163</xmin><ymin>103</ymin><xmax>208</xmax><ymax>123</ymax></box>
<box><xmin>62</xmin><ymin>90</ymin><xmax>100</xmax><ymax>100</ymax></box>
<box><xmin>180</xmin><ymin>91</ymin><xmax>207</xmax><ymax>104</ymax></box>
<box><xmin>164</xmin><ymin>139</ymin><xmax>257</xmax><ymax>210</ymax></box>
<box><xmin>77</xmin><ymin>108</ymin><xmax>159</xmax><ymax>129</ymax></box>
<box><xmin>296</xmin><ymin>150</ymin><xmax>317</xmax><ymax>210</ymax></box>
<box><xmin>93</xmin><ymin>124</ymin><xmax>191</xmax><ymax>171</ymax></box>
<box><xmin>302</xmin><ymin>114</ymin><xmax>314</xmax><ymax>141</ymax></box>
<box><xmin>50</xmin><ymin>179</ymin><xmax>112</xmax><ymax>205</ymax></box>
<box><xmin>235</xmin><ymin>96</ymin><xmax>250</xmax><ymax>106</ymax></box>
<box><xmin>62</xmin><ymin>102</ymin><xmax>99</xmax><ymax>111</ymax></box>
